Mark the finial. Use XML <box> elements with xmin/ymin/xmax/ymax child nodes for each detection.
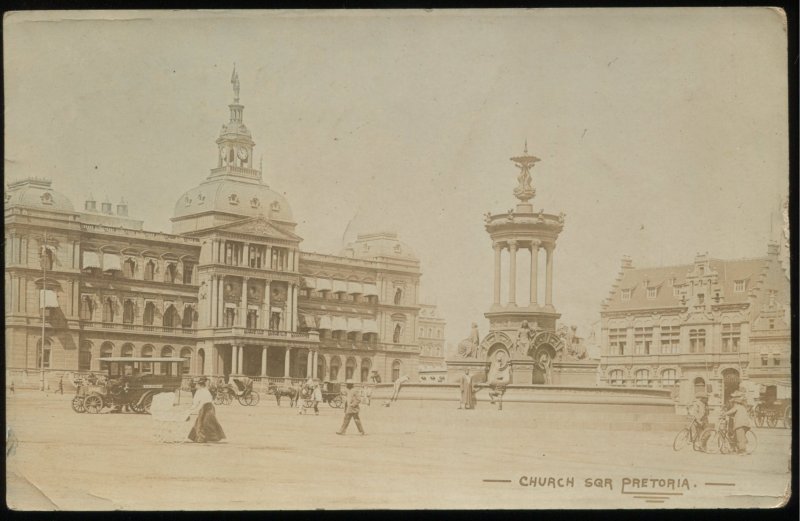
<box><xmin>510</xmin><ymin>143</ymin><xmax>540</xmax><ymax>204</ymax></box>
<box><xmin>231</xmin><ymin>63</ymin><xmax>240</xmax><ymax>103</ymax></box>
<box><xmin>524</xmin><ymin>139</ymin><xmax>528</xmax><ymax>155</ymax></box>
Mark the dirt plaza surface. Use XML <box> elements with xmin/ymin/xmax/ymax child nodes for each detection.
<box><xmin>6</xmin><ymin>390</ymin><xmax>792</xmax><ymax>510</ymax></box>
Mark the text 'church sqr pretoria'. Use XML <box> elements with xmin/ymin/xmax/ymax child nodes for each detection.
<box><xmin>4</xmin><ymin>69</ymin><xmax>447</xmax><ymax>384</ymax></box>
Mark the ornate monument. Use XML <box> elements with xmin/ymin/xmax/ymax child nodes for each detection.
<box><xmin>448</xmin><ymin>142</ymin><xmax>598</xmax><ymax>385</ymax></box>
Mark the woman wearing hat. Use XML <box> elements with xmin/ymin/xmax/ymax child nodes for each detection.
<box><xmin>723</xmin><ymin>391</ymin><xmax>751</xmax><ymax>454</ymax></box>
<box><xmin>187</xmin><ymin>377</ymin><xmax>226</xmax><ymax>443</ymax></box>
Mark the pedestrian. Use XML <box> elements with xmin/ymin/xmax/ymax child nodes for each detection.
<box><xmin>459</xmin><ymin>369</ymin><xmax>476</xmax><ymax>410</ymax></box>
<box><xmin>723</xmin><ymin>391</ymin><xmax>751</xmax><ymax>454</ymax></box>
<box><xmin>311</xmin><ymin>381</ymin><xmax>322</xmax><ymax>415</ymax></box>
<box><xmin>187</xmin><ymin>377</ymin><xmax>226</xmax><ymax>443</ymax></box>
<box><xmin>59</xmin><ymin>375</ymin><xmax>64</xmax><ymax>395</ymax></box>
<box><xmin>336</xmin><ymin>379</ymin><xmax>365</xmax><ymax>435</ymax></box>
<box><xmin>390</xmin><ymin>375</ymin><xmax>409</xmax><ymax>403</ymax></box>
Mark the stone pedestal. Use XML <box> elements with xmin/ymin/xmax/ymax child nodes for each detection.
<box><xmin>550</xmin><ymin>359</ymin><xmax>601</xmax><ymax>386</ymax></box>
<box><xmin>509</xmin><ymin>359</ymin><xmax>534</xmax><ymax>384</ymax></box>
<box><xmin>445</xmin><ymin>359</ymin><xmax>489</xmax><ymax>384</ymax></box>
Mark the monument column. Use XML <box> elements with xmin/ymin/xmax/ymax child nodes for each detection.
<box><xmin>530</xmin><ymin>240</ymin><xmax>540</xmax><ymax>306</ymax></box>
<box><xmin>493</xmin><ymin>242</ymin><xmax>502</xmax><ymax>305</ymax></box>
<box><xmin>508</xmin><ymin>240</ymin><xmax>518</xmax><ymax>306</ymax></box>
<box><xmin>545</xmin><ymin>244</ymin><xmax>555</xmax><ymax>306</ymax></box>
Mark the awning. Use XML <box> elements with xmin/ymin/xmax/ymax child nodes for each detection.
<box><xmin>39</xmin><ymin>289</ymin><xmax>59</xmax><ymax>309</ymax></box>
<box><xmin>347</xmin><ymin>282</ymin><xmax>364</xmax><ymax>294</ymax></box>
<box><xmin>82</xmin><ymin>251</ymin><xmax>101</xmax><ymax>269</ymax></box>
<box><xmin>332</xmin><ymin>280</ymin><xmax>348</xmax><ymax>293</ymax></box>
<box><xmin>103</xmin><ymin>253</ymin><xmax>122</xmax><ymax>272</ymax></box>
<box><xmin>362</xmin><ymin>319</ymin><xmax>379</xmax><ymax>334</ymax></box>
<box><xmin>318</xmin><ymin>316</ymin><xmax>333</xmax><ymax>329</ymax></box>
<box><xmin>302</xmin><ymin>277</ymin><xmax>317</xmax><ymax>289</ymax></box>
<box><xmin>332</xmin><ymin>316</ymin><xmax>348</xmax><ymax>331</ymax></box>
<box><xmin>347</xmin><ymin>317</ymin><xmax>363</xmax><ymax>332</ymax></box>
<box><xmin>362</xmin><ymin>283</ymin><xmax>379</xmax><ymax>297</ymax></box>
<box><xmin>316</xmin><ymin>278</ymin><xmax>332</xmax><ymax>292</ymax></box>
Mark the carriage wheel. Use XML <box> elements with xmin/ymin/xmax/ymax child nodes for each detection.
<box><xmin>213</xmin><ymin>392</ymin><xmax>226</xmax><ymax>406</ymax></box>
<box><xmin>129</xmin><ymin>402</ymin><xmax>143</xmax><ymax>414</ymax></box>
<box><xmin>766</xmin><ymin>414</ymin><xmax>778</xmax><ymax>428</ymax></box>
<box><xmin>222</xmin><ymin>391</ymin><xmax>233</xmax><ymax>405</ymax></box>
<box><xmin>784</xmin><ymin>406</ymin><xmax>791</xmax><ymax>429</ymax></box>
<box><xmin>248</xmin><ymin>391</ymin><xmax>260</xmax><ymax>406</ymax></box>
<box><xmin>332</xmin><ymin>395</ymin><xmax>344</xmax><ymax>408</ymax></box>
<box><xmin>238</xmin><ymin>393</ymin><xmax>249</xmax><ymax>406</ymax></box>
<box><xmin>141</xmin><ymin>394</ymin><xmax>154</xmax><ymax>414</ymax></box>
<box><xmin>744</xmin><ymin>430</ymin><xmax>758</xmax><ymax>454</ymax></box>
<box><xmin>71</xmin><ymin>396</ymin><xmax>86</xmax><ymax>413</ymax></box>
<box><xmin>83</xmin><ymin>394</ymin><xmax>104</xmax><ymax>414</ymax></box>
<box><xmin>754</xmin><ymin>406</ymin><xmax>765</xmax><ymax>427</ymax></box>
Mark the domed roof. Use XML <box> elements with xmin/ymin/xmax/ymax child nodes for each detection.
<box><xmin>340</xmin><ymin>231</ymin><xmax>418</xmax><ymax>261</ymax></box>
<box><xmin>172</xmin><ymin>177</ymin><xmax>294</xmax><ymax>223</ymax></box>
<box><xmin>4</xmin><ymin>178</ymin><xmax>75</xmax><ymax>213</ymax></box>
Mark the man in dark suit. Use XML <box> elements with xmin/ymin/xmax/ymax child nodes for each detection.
<box><xmin>336</xmin><ymin>379</ymin><xmax>365</xmax><ymax>435</ymax></box>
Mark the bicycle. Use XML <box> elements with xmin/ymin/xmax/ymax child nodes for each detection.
<box><xmin>673</xmin><ymin>418</ymin><xmax>709</xmax><ymax>452</ymax></box>
<box><xmin>701</xmin><ymin>416</ymin><xmax>757</xmax><ymax>455</ymax></box>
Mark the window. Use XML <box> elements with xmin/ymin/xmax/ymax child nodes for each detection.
<box><xmin>123</xmin><ymin>258</ymin><xmax>136</xmax><ymax>278</ymax></box>
<box><xmin>100</xmin><ymin>342</ymin><xmax>113</xmax><ymax>371</ymax></box>
<box><xmin>694</xmin><ymin>378</ymin><xmax>706</xmax><ymax>397</ymax></box>
<box><xmin>689</xmin><ymin>329</ymin><xmax>706</xmax><ymax>353</ymax></box>
<box><xmin>36</xmin><ymin>338</ymin><xmax>51</xmax><ymax>369</ymax></box>
<box><xmin>761</xmin><ymin>353</ymin><xmax>769</xmax><ymax>366</ymax></box>
<box><xmin>609</xmin><ymin>328</ymin><xmax>627</xmax><ymax>355</ymax></box>
<box><xmin>394</xmin><ymin>288</ymin><xmax>403</xmax><ymax>305</ymax></box>
<box><xmin>144</xmin><ymin>260</ymin><xmax>155</xmax><ymax>281</ymax></box>
<box><xmin>419</xmin><ymin>327</ymin><xmax>424</xmax><ymax>337</ymax></box>
<box><xmin>224</xmin><ymin>308</ymin><xmax>236</xmax><ymax>328</ymax></box>
<box><xmin>769</xmin><ymin>319</ymin><xmax>775</xmax><ymax>330</ymax></box>
<box><xmin>143</xmin><ymin>302</ymin><xmax>155</xmax><ymax>326</ymax></box>
<box><xmin>734</xmin><ymin>280</ymin><xmax>745</xmax><ymax>293</ymax></box>
<box><xmin>246</xmin><ymin>310</ymin><xmax>258</xmax><ymax>329</ymax></box>
<box><xmin>438</xmin><ymin>329</ymin><xmax>442</xmax><ymax>338</ymax></box>
<box><xmin>80</xmin><ymin>297</ymin><xmax>94</xmax><ymax>321</ymax></box>
<box><xmin>696</xmin><ymin>293</ymin><xmax>705</xmax><ymax>305</ymax></box>
<box><xmin>248</xmin><ymin>246</ymin><xmax>264</xmax><ymax>269</ymax></box>
<box><xmin>634</xmin><ymin>369</ymin><xmax>650</xmax><ymax>387</ymax></box>
<box><xmin>329</xmin><ymin>357</ymin><xmax>341</xmax><ymax>381</ymax></box>
<box><xmin>393</xmin><ymin>324</ymin><xmax>402</xmax><ymax>343</ymax></box>
<box><xmin>121</xmin><ymin>344</ymin><xmax>134</xmax><ymax>357</ymax></box>
<box><xmin>621</xmin><ymin>289</ymin><xmax>631</xmax><ymax>301</ymax></box>
<box><xmin>360</xmin><ymin>359</ymin><xmax>371</xmax><ymax>382</ymax></box>
<box><xmin>79</xmin><ymin>342</ymin><xmax>92</xmax><ymax>371</ymax></box>
<box><xmin>673</xmin><ymin>286</ymin><xmax>681</xmax><ymax>297</ymax></box>
<box><xmin>660</xmin><ymin>326</ymin><xmax>680</xmax><ymax>354</ymax></box>
<box><xmin>141</xmin><ymin>345</ymin><xmax>154</xmax><ymax>374</ymax></box>
<box><xmin>182</xmin><ymin>307</ymin><xmax>194</xmax><ymax>329</ymax></box>
<box><xmin>773</xmin><ymin>354</ymin><xmax>780</xmax><ymax>366</ymax></box>
<box><xmin>634</xmin><ymin>327</ymin><xmax>653</xmax><ymax>355</ymax></box>
<box><xmin>270</xmin><ymin>311</ymin><xmax>281</xmax><ymax>330</ymax></box>
<box><xmin>183</xmin><ymin>263</ymin><xmax>194</xmax><ymax>284</ymax></box>
<box><xmin>225</xmin><ymin>242</ymin><xmax>244</xmax><ymax>266</ymax></box>
<box><xmin>165</xmin><ymin>263</ymin><xmax>178</xmax><ymax>284</ymax></box>
<box><xmin>345</xmin><ymin>358</ymin><xmax>357</xmax><ymax>380</ymax></box>
<box><xmin>721</xmin><ymin>323</ymin><xmax>741</xmax><ymax>353</ymax></box>
<box><xmin>647</xmin><ymin>287</ymin><xmax>657</xmax><ymax>299</ymax></box>
<box><xmin>661</xmin><ymin>369</ymin><xmax>677</xmax><ymax>386</ymax></box>
<box><xmin>123</xmin><ymin>300</ymin><xmax>135</xmax><ymax>325</ymax></box>
<box><xmin>609</xmin><ymin>369</ymin><xmax>624</xmax><ymax>386</ymax></box>
<box><xmin>163</xmin><ymin>305</ymin><xmax>179</xmax><ymax>328</ymax></box>
<box><xmin>41</xmin><ymin>248</ymin><xmax>54</xmax><ymax>271</ymax></box>
<box><xmin>180</xmin><ymin>347</ymin><xmax>192</xmax><ymax>375</ymax></box>
<box><xmin>102</xmin><ymin>298</ymin><xmax>114</xmax><ymax>323</ymax></box>
<box><xmin>392</xmin><ymin>360</ymin><xmax>401</xmax><ymax>382</ymax></box>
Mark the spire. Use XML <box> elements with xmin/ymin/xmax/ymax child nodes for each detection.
<box><xmin>231</xmin><ymin>63</ymin><xmax>240</xmax><ymax>103</ymax></box>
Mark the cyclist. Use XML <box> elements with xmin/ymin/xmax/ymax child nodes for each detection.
<box><xmin>688</xmin><ymin>392</ymin><xmax>709</xmax><ymax>441</ymax></box>
<box><xmin>723</xmin><ymin>391</ymin><xmax>751</xmax><ymax>454</ymax></box>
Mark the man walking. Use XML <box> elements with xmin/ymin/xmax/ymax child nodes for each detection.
<box><xmin>336</xmin><ymin>379</ymin><xmax>365</xmax><ymax>435</ymax></box>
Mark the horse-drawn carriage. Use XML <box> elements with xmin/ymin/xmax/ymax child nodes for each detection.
<box><xmin>209</xmin><ymin>376</ymin><xmax>260</xmax><ymax>406</ymax></box>
<box><xmin>72</xmin><ymin>357</ymin><xmax>185</xmax><ymax>414</ymax></box>
<box><xmin>319</xmin><ymin>381</ymin><xmax>344</xmax><ymax>408</ymax></box>
<box><xmin>751</xmin><ymin>382</ymin><xmax>791</xmax><ymax>429</ymax></box>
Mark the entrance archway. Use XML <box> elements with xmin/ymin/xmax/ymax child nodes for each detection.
<box><xmin>722</xmin><ymin>368</ymin><xmax>740</xmax><ymax>404</ymax></box>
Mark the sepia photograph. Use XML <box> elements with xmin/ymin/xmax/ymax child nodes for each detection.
<box><xmin>4</xmin><ymin>8</ymin><xmax>792</xmax><ymax>510</ymax></box>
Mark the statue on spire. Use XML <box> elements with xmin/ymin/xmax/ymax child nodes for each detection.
<box><xmin>510</xmin><ymin>140</ymin><xmax>540</xmax><ymax>204</ymax></box>
<box><xmin>231</xmin><ymin>64</ymin><xmax>240</xmax><ymax>103</ymax></box>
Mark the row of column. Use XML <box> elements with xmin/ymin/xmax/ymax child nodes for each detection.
<box><xmin>493</xmin><ymin>239</ymin><xmax>554</xmax><ymax>307</ymax></box>
<box><xmin>229</xmin><ymin>344</ymin><xmax>318</xmax><ymax>378</ymax></box>
<box><xmin>207</xmin><ymin>275</ymin><xmax>300</xmax><ymax>331</ymax></box>
<box><xmin>210</xmin><ymin>239</ymin><xmax>300</xmax><ymax>271</ymax></box>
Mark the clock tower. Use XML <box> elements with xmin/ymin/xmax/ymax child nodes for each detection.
<box><xmin>213</xmin><ymin>65</ymin><xmax>258</xmax><ymax>178</ymax></box>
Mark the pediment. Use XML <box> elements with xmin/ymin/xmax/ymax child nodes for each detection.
<box><xmin>212</xmin><ymin>217</ymin><xmax>301</xmax><ymax>242</ymax></box>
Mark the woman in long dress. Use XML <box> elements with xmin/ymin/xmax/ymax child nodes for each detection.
<box><xmin>188</xmin><ymin>377</ymin><xmax>226</xmax><ymax>443</ymax></box>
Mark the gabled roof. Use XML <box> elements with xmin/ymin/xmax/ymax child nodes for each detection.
<box><xmin>205</xmin><ymin>216</ymin><xmax>302</xmax><ymax>242</ymax></box>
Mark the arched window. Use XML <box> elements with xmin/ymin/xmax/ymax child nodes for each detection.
<box><xmin>180</xmin><ymin>347</ymin><xmax>192</xmax><ymax>375</ymax></box>
<box><xmin>121</xmin><ymin>343</ymin><xmax>134</xmax><ymax>357</ymax></box>
<box><xmin>161</xmin><ymin>346</ymin><xmax>175</xmax><ymax>375</ymax></box>
<box><xmin>161</xmin><ymin>345</ymin><xmax>174</xmax><ymax>357</ymax></box>
<box><xmin>609</xmin><ymin>369</ymin><xmax>624</xmax><ymax>386</ymax></box>
<box><xmin>141</xmin><ymin>345</ymin><xmax>154</xmax><ymax>374</ymax></box>
<box><xmin>100</xmin><ymin>342</ymin><xmax>114</xmax><ymax>371</ymax></box>
<box><xmin>360</xmin><ymin>358</ymin><xmax>372</xmax><ymax>382</ymax></box>
<box><xmin>694</xmin><ymin>377</ymin><xmax>706</xmax><ymax>397</ymax></box>
<box><xmin>143</xmin><ymin>302</ymin><xmax>155</xmax><ymax>326</ymax></box>
<box><xmin>428</xmin><ymin>327</ymin><xmax>433</xmax><ymax>338</ymax></box>
<box><xmin>79</xmin><ymin>341</ymin><xmax>92</xmax><ymax>371</ymax></box>
<box><xmin>661</xmin><ymin>369</ymin><xmax>677</xmax><ymax>386</ymax></box>
<box><xmin>165</xmin><ymin>263</ymin><xmax>177</xmax><ymax>284</ymax></box>
<box><xmin>317</xmin><ymin>356</ymin><xmax>327</xmax><ymax>381</ymax></box>
<box><xmin>345</xmin><ymin>357</ymin><xmax>357</xmax><ymax>380</ymax></box>
<box><xmin>329</xmin><ymin>356</ymin><xmax>341</xmax><ymax>382</ymax></box>
<box><xmin>123</xmin><ymin>300</ymin><xmax>135</xmax><ymax>325</ymax></box>
<box><xmin>102</xmin><ymin>298</ymin><xmax>114</xmax><ymax>323</ymax></box>
<box><xmin>392</xmin><ymin>360</ymin><xmax>401</xmax><ymax>382</ymax></box>
<box><xmin>144</xmin><ymin>260</ymin><xmax>155</xmax><ymax>281</ymax></box>
<box><xmin>163</xmin><ymin>305</ymin><xmax>179</xmax><ymax>328</ymax></box>
<box><xmin>123</xmin><ymin>258</ymin><xmax>136</xmax><ymax>278</ymax></box>
<box><xmin>634</xmin><ymin>369</ymin><xmax>650</xmax><ymax>387</ymax></box>
<box><xmin>224</xmin><ymin>308</ymin><xmax>236</xmax><ymax>327</ymax></box>
<box><xmin>419</xmin><ymin>327</ymin><xmax>424</xmax><ymax>337</ymax></box>
<box><xmin>393</xmin><ymin>324</ymin><xmax>402</xmax><ymax>343</ymax></box>
<box><xmin>394</xmin><ymin>288</ymin><xmax>403</xmax><ymax>305</ymax></box>
<box><xmin>182</xmin><ymin>306</ymin><xmax>194</xmax><ymax>329</ymax></box>
<box><xmin>197</xmin><ymin>348</ymin><xmax>206</xmax><ymax>376</ymax></box>
<box><xmin>41</xmin><ymin>248</ymin><xmax>54</xmax><ymax>271</ymax></box>
<box><xmin>80</xmin><ymin>297</ymin><xmax>94</xmax><ymax>321</ymax></box>
<box><xmin>36</xmin><ymin>338</ymin><xmax>52</xmax><ymax>369</ymax></box>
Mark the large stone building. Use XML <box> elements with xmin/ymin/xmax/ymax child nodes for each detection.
<box><xmin>4</xmin><ymin>72</ymin><xmax>446</xmax><ymax>385</ymax></box>
<box><xmin>598</xmin><ymin>244</ymin><xmax>791</xmax><ymax>407</ymax></box>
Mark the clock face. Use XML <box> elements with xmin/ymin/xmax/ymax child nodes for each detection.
<box><xmin>237</xmin><ymin>147</ymin><xmax>249</xmax><ymax>160</ymax></box>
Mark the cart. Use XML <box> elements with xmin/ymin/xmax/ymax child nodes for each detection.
<box><xmin>320</xmin><ymin>381</ymin><xmax>344</xmax><ymax>408</ymax></box>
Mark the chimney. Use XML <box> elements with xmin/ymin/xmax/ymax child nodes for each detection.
<box><xmin>116</xmin><ymin>197</ymin><xmax>128</xmax><ymax>217</ymax></box>
<box><xmin>101</xmin><ymin>196</ymin><xmax>112</xmax><ymax>215</ymax></box>
<box><xmin>767</xmin><ymin>241</ymin><xmax>779</xmax><ymax>256</ymax></box>
<box><xmin>85</xmin><ymin>193</ymin><xmax>97</xmax><ymax>212</ymax></box>
<box><xmin>620</xmin><ymin>255</ymin><xmax>633</xmax><ymax>270</ymax></box>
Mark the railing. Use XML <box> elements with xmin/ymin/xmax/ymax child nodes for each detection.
<box><xmin>317</xmin><ymin>339</ymin><xmax>419</xmax><ymax>353</ymax></box>
<box><xmin>79</xmin><ymin>223</ymin><xmax>201</xmax><ymax>244</ymax></box>
<box><xmin>81</xmin><ymin>321</ymin><xmax>196</xmax><ymax>335</ymax></box>
<box><xmin>213</xmin><ymin>327</ymin><xmax>317</xmax><ymax>340</ymax></box>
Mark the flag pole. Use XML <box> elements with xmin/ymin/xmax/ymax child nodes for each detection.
<box><xmin>40</xmin><ymin>231</ymin><xmax>47</xmax><ymax>391</ymax></box>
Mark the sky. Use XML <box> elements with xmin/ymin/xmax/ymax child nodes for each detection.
<box><xmin>4</xmin><ymin>9</ymin><xmax>789</xmax><ymax>350</ymax></box>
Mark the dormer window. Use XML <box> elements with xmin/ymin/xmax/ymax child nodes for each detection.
<box><xmin>228</xmin><ymin>194</ymin><xmax>239</xmax><ymax>205</ymax></box>
<box><xmin>250</xmin><ymin>197</ymin><xmax>260</xmax><ymax>209</ymax></box>
<box><xmin>197</xmin><ymin>193</ymin><xmax>205</xmax><ymax>205</ymax></box>
<box><xmin>270</xmin><ymin>201</ymin><xmax>281</xmax><ymax>212</ymax></box>
<box><xmin>647</xmin><ymin>287</ymin><xmax>657</xmax><ymax>299</ymax></box>
<box><xmin>621</xmin><ymin>289</ymin><xmax>631</xmax><ymax>302</ymax></box>
<box><xmin>4</xmin><ymin>193</ymin><xmax>11</xmax><ymax>204</ymax></box>
<box><xmin>734</xmin><ymin>280</ymin><xmax>746</xmax><ymax>293</ymax></box>
<box><xmin>184</xmin><ymin>195</ymin><xmax>192</xmax><ymax>207</ymax></box>
<box><xmin>41</xmin><ymin>192</ymin><xmax>54</xmax><ymax>205</ymax></box>
<box><xmin>697</xmin><ymin>293</ymin><xmax>705</xmax><ymax>305</ymax></box>
<box><xmin>394</xmin><ymin>244</ymin><xmax>402</xmax><ymax>254</ymax></box>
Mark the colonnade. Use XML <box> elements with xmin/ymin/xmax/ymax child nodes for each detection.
<box><xmin>227</xmin><ymin>344</ymin><xmax>319</xmax><ymax>378</ymax></box>
<box><xmin>207</xmin><ymin>275</ymin><xmax>299</xmax><ymax>331</ymax></box>
<box><xmin>492</xmin><ymin>239</ymin><xmax>555</xmax><ymax>307</ymax></box>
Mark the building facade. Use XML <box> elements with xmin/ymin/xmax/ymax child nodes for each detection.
<box><xmin>4</xmin><ymin>72</ymin><xmax>438</xmax><ymax>385</ymax></box>
<box><xmin>598</xmin><ymin>245</ymin><xmax>791</xmax><ymax>407</ymax></box>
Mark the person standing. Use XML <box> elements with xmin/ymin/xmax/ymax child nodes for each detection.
<box><xmin>336</xmin><ymin>379</ymin><xmax>365</xmax><ymax>435</ymax></box>
<box><xmin>188</xmin><ymin>377</ymin><xmax>226</xmax><ymax>443</ymax></box>
<box><xmin>723</xmin><ymin>391</ymin><xmax>751</xmax><ymax>454</ymax></box>
<box><xmin>390</xmin><ymin>375</ymin><xmax>410</xmax><ymax>403</ymax></box>
<box><xmin>58</xmin><ymin>375</ymin><xmax>64</xmax><ymax>395</ymax></box>
<box><xmin>311</xmin><ymin>381</ymin><xmax>323</xmax><ymax>415</ymax></box>
<box><xmin>459</xmin><ymin>369</ymin><xmax>476</xmax><ymax>410</ymax></box>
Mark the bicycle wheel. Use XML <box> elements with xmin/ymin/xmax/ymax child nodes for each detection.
<box><xmin>673</xmin><ymin>429</ymin><xmax>691</xmax><ymax>451</ymax></box>
<box><xmin>718</xmin><ymin>433</ymin><xmax>732</xmax><ymax>454</ymax></box>
<box><xmin>744</xmin><ymin>430</ymin><xmax>757</xmax><ymax>454</ymax></box>
<box><xmin>700</xmin><ymin>429</ymin><xmax>720</xmax><ymax>454</ymax></box>
<box><xmin>754</xmin><ymin>406</ymin><xmax>765</xmax><ymax>427</ymax></box>
<box><xmin>766</xmin><ymin>414</ymin><xmax>777</xmax><ymax>428</ymax></box>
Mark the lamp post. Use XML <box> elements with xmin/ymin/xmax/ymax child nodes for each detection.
<box><xmin>39</xmin><ymin>231</ymin><xmax>47</xmax><ymax>391</ymax></box>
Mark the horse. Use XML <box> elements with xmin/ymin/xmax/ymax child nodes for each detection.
<box><xmin>268</xmin><ymin>383</ymin><xmax>299</xmax><ymax>407</ymax></box>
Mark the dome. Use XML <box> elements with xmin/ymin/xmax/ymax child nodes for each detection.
<box><xmin>4</xmin><ymin>178</ymin><xmax>75</xmax><ymax>213</ymax></box>
<box><xmin>172</xmin><ymin>177</ymin><xmax>294</xmax><ymax>223</ymax></box>
<box><xmin>340</xmin><ymin>231</ymin><xmax>418</xmax><ymax>261</ymax></box>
